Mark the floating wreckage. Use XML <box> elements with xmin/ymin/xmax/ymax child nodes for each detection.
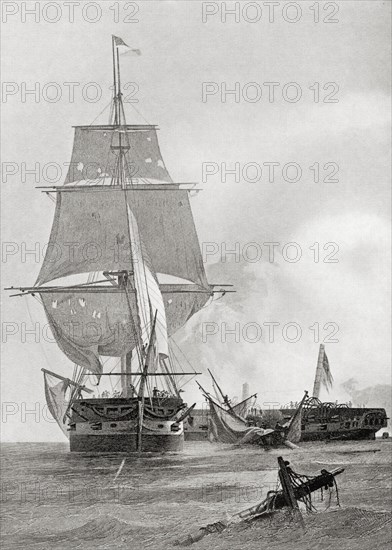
<box><xmin>197</xmin><ymin>373</ymin><xmax>307</xmax><ymax>448</ymax></box>
<box><xmin>175</xmin><ymin>457</ymin><xmax>344</xmax><ymax>546</ymax></box>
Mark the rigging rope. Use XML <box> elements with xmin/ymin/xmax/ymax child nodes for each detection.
<box><xmin>88</xmin><ymin>99</ymin><xmax>112</xmax><ymax>127</ymax></box>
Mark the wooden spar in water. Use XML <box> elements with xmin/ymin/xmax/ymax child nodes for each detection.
<box><xmin>236</xmin><ymin>464</ymin><xmax>344</xmax><ymax>521</ymax></box>
<box><xmin>175</xmin><ymin>459</ymin><xmax>345</xmax><ymax>546</ymax></box>
<box><xmin>277</xmin><ymin>456</ymin><xmax>305</xmax><ymax>528</ymax></box>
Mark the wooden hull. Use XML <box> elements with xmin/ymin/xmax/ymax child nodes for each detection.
<box><xmin>184</xmin><ymin>431</ymin><xmax>209</xmax><ymax>441</ymax></box>
<box><xmin>70</xmin><ymin>431</ymin><xmax>184</xmax><ymax>453</ymax></box>
<box><xmin>68</xmin><ymin>397</ymin><xmax>185</xmax><ymax>453</ymax></box>
<box><xmin>300</xmin><ymin>428</ymin><xmax>377</xmax><ymax>442</ymax></box>
<box><xmin>183</xmin><ymin>409</ymin><xmax>209</xmax><ymax>441</ymax></box>
<box><xmin>184</xmin><ymin>405</ymin><xmax>388</xmax><ymax>442</ymax></box>
<box><xmin>280</xmin><ymin>405</ymin><xmax>387</xmax><ymax>442</ymax></box>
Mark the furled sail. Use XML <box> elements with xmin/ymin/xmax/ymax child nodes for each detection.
<box><xmin>65</xmin><ymin>126</ymin><xmax>172</xmax><ymax>184</ymax></box>
<box><xmin>36</xmin><ymin>187</ymin><xmax>209</xmax><ymax>290</ymax></box>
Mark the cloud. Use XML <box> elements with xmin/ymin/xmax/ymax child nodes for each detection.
<box><xmin>286</xmin><ymin>91</ymin><xmax>391</xmax><ymax>137</ymax></box>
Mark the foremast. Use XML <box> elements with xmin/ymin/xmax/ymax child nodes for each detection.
<box><xmin>110</xmin><ymin>35</ymin><xmax>142</xmax><ymax>395</ymax></box>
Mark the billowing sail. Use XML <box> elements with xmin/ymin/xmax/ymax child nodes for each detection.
<box><xmin>39</xmin><ymin>284</ymin><xmax>210</xmax><ymax>374</ymax></box>
<box><xmin>145</xmin><ymin>268</ymin><xmax>168</xmax><ymax>358</ymax></box>
<box><xmin>65</xmin><ymin>125</ymin><xmax>172</xmax><ymax>184</ymax></box>
<box><xmin>128</xmin><ymin>205</ymin><xmax>168</xmax><ymax>358</ymax></box>
<box><xmin>125</xmin><ymin>187</ymin><xmax>208</xmax><ymax>288</ymax></box>
<box><xmin>128</xmin><ymin>205</ymin><xmax>152</xmax><ymax>349</ymax></box>
<box><xmin>33</xmin><ymin>114</ymin><xmax>212</xmax><ymax>379</ymax></box>
<box><xmin>35</xmin><ymin>190</ymin><xmax>132</xmax><ymax>286</ymax></box>
<box><xmin>44</xmin><ymin>371</ymin><xmax>70</xmax><ymax>438</ymax></box>
<box><xmin>36</xmin><ymin>187</ymin><xmax>209</xmax><ymax>290</ymax></box>
<box><xmin>40</xmin><ymin>290</ymin><xmax>139</xmax><ymax>374</ymax></box>
<box><xmin>160</xmin><ymin>284</ymin><xmax>211</xmax><ymax>335</ymax></box>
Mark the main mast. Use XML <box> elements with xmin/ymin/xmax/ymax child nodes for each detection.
<box><xmin>111</xmin><ymin>35</ymin><xmax>131</xmax><ymax>189</ymax></box>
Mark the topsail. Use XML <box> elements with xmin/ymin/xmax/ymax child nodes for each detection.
<box><xmin>36</xmin><ymin>184</ymin><xmax>209</xmax><ymax>290</ymax></box>
<box><xmin>65</xmin><ymin>125</ymin><xmax>172</xmax><ymax>184</ymax></box>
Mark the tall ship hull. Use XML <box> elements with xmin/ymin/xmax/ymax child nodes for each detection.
<box><xmin>183</xmin><ymin>408</ymin><xmax>210</xmax><ymax>441</ymax></box>
<box><xmin>69</xmin><ymin>397</ymin><xmax>184</xmax><ymax>453</ymax></box>
<box><xmin>280</xmin><ymin>403</ymin><xmax>387</xmax><ymax>442</ymax></box>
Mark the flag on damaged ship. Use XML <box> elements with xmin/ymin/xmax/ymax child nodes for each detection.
<box><xmin>313</xmin><ymin>344</ymin><xmax>333</xmax><ymax>398</ymax></box>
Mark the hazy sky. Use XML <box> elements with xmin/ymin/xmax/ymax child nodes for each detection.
<box><xmin>1</xmin><ymin>0</ymin><xmax>390</xmax><ymax>441</ymax></box>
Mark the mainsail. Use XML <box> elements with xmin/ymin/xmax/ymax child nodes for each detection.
<box><xmin>35</xmin><ymin>167</ymin><xmax>212</xmax><ymax>375</ymax></box>
<box><xmin>41</xmin><ymin>290</ymin><xmax>138</xmax><ymax>374</ymax></box>
<box><xmin>36</xmin><ymin>186</ymin><xmax>209</xmax><ymax>290</ymax></box>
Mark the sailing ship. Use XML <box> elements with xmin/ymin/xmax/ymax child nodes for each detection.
<box><xmin>7</xmin><ymin>36</ymin><xmax>227</xmax><ymax>452</ymax></box>
<box><xmin>280</xmin><ymin>345</ymin><xmax>388</xmax><ymax>441</ymax></box>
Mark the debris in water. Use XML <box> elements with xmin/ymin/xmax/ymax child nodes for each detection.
<box><xmin>175</xmin><ymin>456</ymin><xmax>344</xmax><ymax>546</ymax></box>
